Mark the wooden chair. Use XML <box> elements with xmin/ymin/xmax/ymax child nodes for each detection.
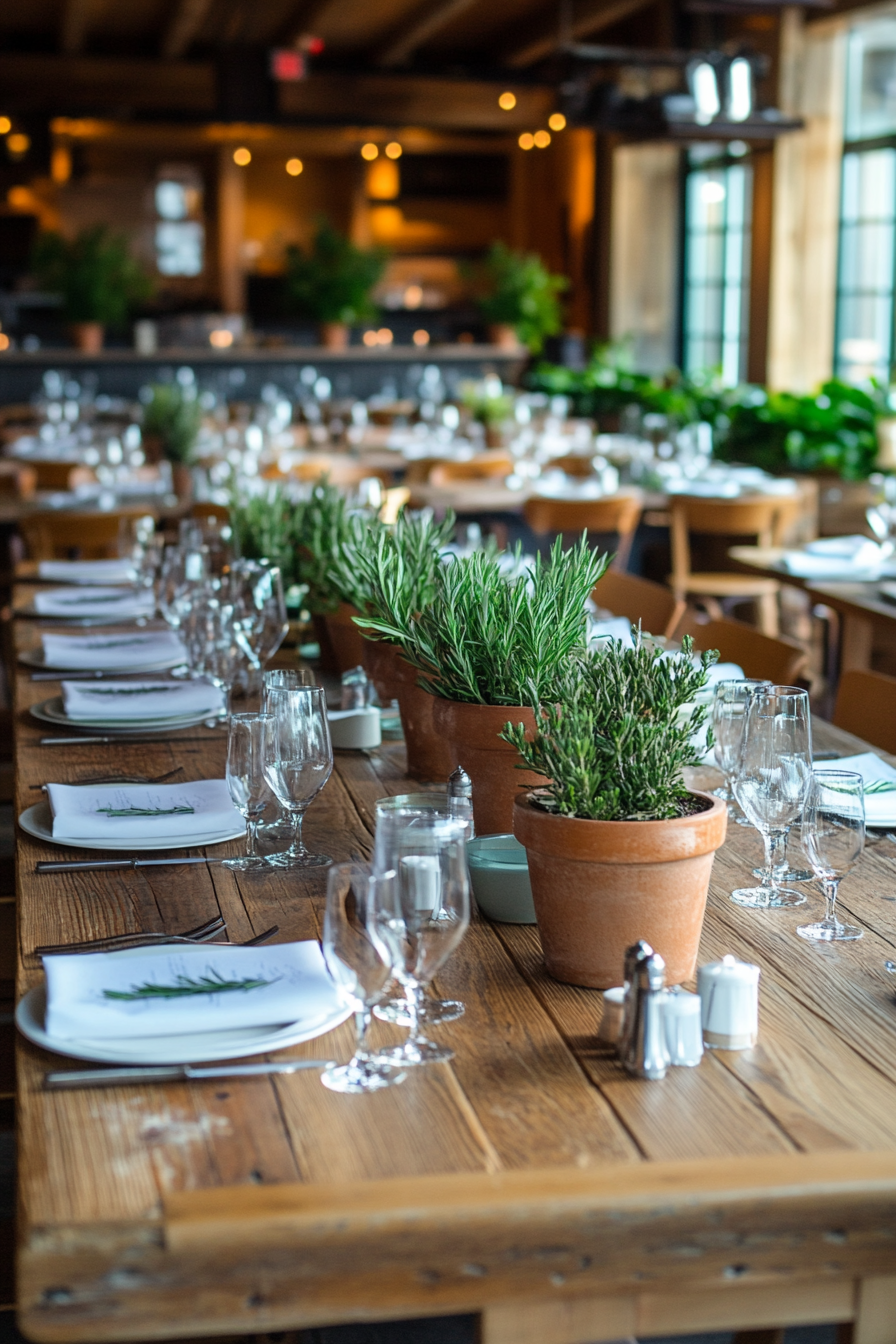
<box><xmin>18</xmin><ymin>507</ymin><xmax>155</xmax><ymax>561</ymax></box>
<box><xmin>427</xmin><ymin>452</ymin><xmax>514</xmax><ymax>486</ymax></box>
<box><xmin>676</xmin><ymin>612</ymin><xmax>808</xmax><ymax>685</ymax></box>
<box><xmin>669</xmin><ymin>495</ymin><xmax>804</xmax><ymax>636</ymax></box>
<box><xmin>287</xmin><ymin>457</ymin><xmax>393</xmax><ymax>487</ymax></box>
<box><xmin>191</xmin><ymin>501</ymin><xmax>230</xmax><ymax>526</ymax></box>
<box><xmin>551</xmin><ymin>454</ymin><xmax>595</xmax><ymax>478</ymax></box>
<box><xmin>524</xmin><ymin>492</ymin><xmax>643</xmax><ymax>570</ymax></box>
<box><xmin>593</xmin><ymin>569</ymin><xmax>685</xmax><ymax>639</ymax></box>
<box><xmin>833</xmin><ymin>669</ymin><xmax>896</xmax><ymax>755</ymax></box>
<box><xmin>30</xmin><ymin>461</ymin><xmax>98</xmax><ymax>491</ymax></box>
<box><xmin>380</xmin><ymin>486</ymin><xmax>411</xmax><ymax>525</ymax></box>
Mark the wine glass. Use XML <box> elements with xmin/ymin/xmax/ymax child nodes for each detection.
<box><xmin>230</xmin><ymin>560</ymin><xmax>289</xmax><ymax>697</ymax></box>
<box><xmin>263</xmin><ymin>685</ymin><xmax>333</xmax><ymax>868</ymax></box>
<box><xmin>731</xmin><ymin>685</ymin><xmax>813</xmax><ymax>908</ymax></box>
<box><xmin>797</xmin><ymin>770</ymin><xmax>865</xmax><ymax>942</ymax></box>
<box><xmin>369</xmin><ymin>816</ymin><xmax>470</xmax><ymax>1066</ymax></box>
<box><xmin>252</xmin><ymin>669</ymin><xmax>319</xmax><ymax>851</ymax></box>
<box><xmin>712</xmin><ymin>679</ymin><xmax>770</xmax><ymax>813</ymax></box>
<box><xmin>867</xmin><ymin>475</ymin><xmax>896</xmax><ymax>559</ymax></box>
<box><xmin>224</xmin><ymin>713</ymin><xmax>275</xmax><ymax>870</ymax></box>
<box><xmin>320</xmin><ymin>861</ymin><xmax>407</xmax><ymax>1093</ymax></box>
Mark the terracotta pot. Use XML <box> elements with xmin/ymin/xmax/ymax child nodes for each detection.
<box><xmin>319</xmin><ymin>322</ymin><xmax>349</xmax><ymax>350</ymax></box>
<box><xmin>69</xmin><ymin>322</ymin><xmax>104</xmax><ymax>353</ymax></box>
<box><xmin>324</xmin><ymin>602</ymin><xmax>366</xmax><ymax>674</ymax></box>
<box><xmin>172</xmin><ymin>463</ymin><xmax>193</xmax><ymax>502</ymax></box>
<box><xmin>392</xmin><ymin>660</ymin><xmax>455</xmax><ymax>782</ymax></box>
<box><xmin>484</xmin><ymin>424</ymin><xmax>506</xmax><ymax>449</ymax></box>
<box><xmin>513</xmin><ymin>791</ymin><xmax>728</xmax><ymax>989</ymax></box>
<box><xmin>311</xmin><ymin>614</ymin><xmax>339</xmax><ymax>673</ymax></box>
<box><xmin>362</xmin><ymin>637</ymin><xmax>402</xmax><ymax>705</ymax></box>
<box><xmin>142</xmin><ymin>432</ymin><xmax>164</xmax><ymax>465</ymax></box>
<box><xmin>487</xmin><ymin>323</ymin><xmax>521</xmax><ymax>351</ymax></box>
<box><xmin>432</xmin><ymin>700</ymin><xmax>546</xmax><ymax>836</ymax></box>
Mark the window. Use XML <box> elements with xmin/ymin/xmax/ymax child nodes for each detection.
<box><xmin>835</xmin><ymin>19</ymin><xmax>896</xmax><ymax>382</ymax></box>
<box><xmin>681</xmin><ymin>145</ymin><xmax>752</xmax><ymax>385</ymax></box>
<box><xmin>153</xmin><ymin>166</ymin><xmax>204</xmax><ymax>278</ymax></box>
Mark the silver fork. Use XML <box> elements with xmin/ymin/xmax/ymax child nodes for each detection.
<box><xmin>33</xmin><ymin>924</ymin><xmax>279</xmax><ymax>958</ymax></box>
<box><xmin>29</xmin><ymin>766</ymin><xmax>185</xmax><ymax>790</ymax></box>
<box><xmin>33</xmin><ymin>914</ymin><xmax>225</xmax><ymax>957</ymax></box>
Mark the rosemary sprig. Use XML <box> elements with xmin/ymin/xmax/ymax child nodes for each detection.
<box><xmin>96</xmin><ymin>805</ymin><xmax>195</xmax><ymax>818</ymax></box>
<box><xmin>80</xmin><ymin>685</ymin><xmax>183</xmax><ymax>696</ymax></box>
<box><xmin>103</xmin><ymin>969</ymin><xmax>276</xmax><ymax>1001</ymax></box>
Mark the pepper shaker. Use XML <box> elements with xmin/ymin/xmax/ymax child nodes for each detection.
<box><xmin>622</xmin><ymin>950</ymin><xmax>670</xmax><ymax>1081</ymax></box>
<box><xmin>618</xmin><ymin>939</ymin><xmax>653</xmax><ymax>1061</ymax></box>
<box><xmin>447</xmin><ymin>765</ymin><xmax>475</xmax><ymax>838</ymax></box>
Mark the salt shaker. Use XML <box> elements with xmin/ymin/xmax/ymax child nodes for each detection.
<box><xmin>698</xmin><ymin>954</ymin><xmax>760</xmax><ymax>1050</ymax></box>
<box><xmin>662</xmin><ymin>987</ymin><xmax>703</xmax><ymax>1067</ymax></box>
<box><xmin>618</xmin><ymin>939</ymin><xmax>653</xmax><ymax>1061</ymax></box>
<box><xmin>622</xmin><ymin>950</ymin><xmax>670</xmax><ymax>1081</ymax></box>
<box><xmin>447</xmin><ymin>766</ymin><xmax>475</xmax><ymax>838</ymax></box>
<box><xmin>597</xmin><ymin>986</ymin><xmax>626</xmax><ymax>1045</ymax></box>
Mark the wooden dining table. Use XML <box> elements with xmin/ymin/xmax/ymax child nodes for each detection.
<box><xmin>11</xmin><ymin>589</ymin><xmax>896</xmax><ymax>1344</ymax></box>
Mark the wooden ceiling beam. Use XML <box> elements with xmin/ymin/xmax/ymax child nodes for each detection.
<box><xmin>278</xmin><ymin>0</ymin><xmax>342</xmax><ymax>46</ymax></box>
<box><xmin>60</xmin><ymin>0</ymin><xmax>107</xmax><ymax>55</ymax></box>
<box><xmin>504</xmin><ymin>0</ymin><xmax>656</xmax><ymax>68</ymax></box>
<box><xmin>377</xmin><ymin>0</ymin><xmax>480</xmax><ymax>68</ymax></box>
<box><xmin>161</xmin><ymin>0</ymin><xmax>218</xmax><ymax>59</ymax></box>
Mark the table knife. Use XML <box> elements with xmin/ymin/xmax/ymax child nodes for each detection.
<box><xmin>44</xmin><ymin>1060</ymin><xmax>336</xmax><ymax>1089</ymax></box>
<box><xmin>36</xmin><ymin>856</ymin><xmax>228</xmax><ymax>873</ymax></box>
<box><xmin>40</xmin><ymin>735</ymin><xmax>217</xmax><ymax>746</ymax></box>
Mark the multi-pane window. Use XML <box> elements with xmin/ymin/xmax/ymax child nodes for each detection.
<box><xmin>681</xmin><ymin>145</ymin><xmax>753</xmax><ymax>385</ymax></box>
<box><xmin>154</xmin><ymin>166</ymin><xmax>204</xmax><ymax>278</ymax></box>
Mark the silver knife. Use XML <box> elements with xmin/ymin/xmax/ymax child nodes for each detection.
<box><xmin>36</xmin><ymin>857</ymin><xmax>229</xmax><ymax>873</ymax></box>
<box><xmin>44</xmin><ymin>1059</ymin><xmax>336</xmax><ymax>1089</ymax></box>
<box><xmin>40</xmin><ymin>735</ymin><xmax>218</xmax><ymax>745</ymax></box>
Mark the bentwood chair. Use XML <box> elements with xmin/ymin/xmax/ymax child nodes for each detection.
<box><xmin>669</xmin><ymin>495</ymin><xmax>803</xmax><ymax>636</ymax></box>
<box><xmin>30</xmin><ymin>461</ymin><xmax>98</xmax><ymax>491</ymax></box>
<box><xmin>426</xmin><ymin>452</ymin><xmax>515</xmax><ymax>486</ymax></box>
<box><xmin>593</xmin><ymin>569</ymin><xmax>685</xmax><ymax>640</ymax></box>
<box><xmin>19</xmin><ymin>507</ymin><xmax>156</xmax><ymax>561</ymax></box>
<box><xmin>833</xmin><ymin>668</ymin><xmax>896</xmax><ymax>755</ymax></box>
<box><xmin>676</xmin><ymin>612</ymin><xmax>809</xmax><ymax>686</ymax></box>
<box><xmin>524</xmin><ymin>491</ymin><xmax>644</xmax><ymax>570</ymax></box>
<box><xmin>191</xmin><ymin>501</ymin><xmax>230</xmax><ymax>526</ymax></box>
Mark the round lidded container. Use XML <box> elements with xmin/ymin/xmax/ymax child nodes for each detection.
<box><xmin>467</xmin><ymin>834</ymin><xmax>536</xmax><ymax>924</ymax></box>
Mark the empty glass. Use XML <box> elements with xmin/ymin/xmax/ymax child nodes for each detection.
<box><xmin>224</xmin><ymin>713</ymin><xmax>275</xmax><ymax>870</ymax></box>
<box><xmin>732</xmin><ymin>686</ymin><xmax>813</xmax><ymax>908</ymax></box>
<box><xmin>230</xmin><ymin>560</ymin><xmax>289</xmax><ymax>697</ymax></box>
<box><xmin>263</xmin><ymin>685</ymin><xmax>333</xmax><ymax>868</ymax></box>
<box><xmin>369</xmin><ymin>816</ymin><xmax>470</xmax><ymax>1066</ymax></box>
<box><xmin>321</xmin><ymin>862</ymin><xmax>407</xmax><ymax>1093</ymax></box>
<box><xmin>712</xmin><ymin>679</ymin><xmax>770</xmax><ymax>813</ymax></box>
<box><xmin>797</xmin><ymin>770</ymin><xmax>865</xmax><ymax>942</ymax></box>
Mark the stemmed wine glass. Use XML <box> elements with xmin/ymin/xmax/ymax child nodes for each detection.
<box><xmin>712</xmin><ymin>679</ymin><xmax>770</xmax><ymax>815</ymax></box>
<box><xmin>263</xmin><ymin>685</ymin><xmax>333</xmax><ymax>868</ymax></box>
<box><xmin>369</xmin><ymin>815</ymin><xmax>470</xmax><ymax>1067</ymax></box>
<box><xmin>224</xmin><ymin>713</ymin><xmax>275</xmax><ymax>870</ymax></box>
<box><xmin>732</xmin><ymin>685</ymin><xmax>813</xmax><ymax>908</ymax></box>
<box><xmin>229</xmin><ymin>560</ymin><xmax>289</xmax><ymax>699</ymax></box>
<box><xmin>797</xmin><ymin>770</ymin><xmax>865</xmax><ymax>942</ymax></box>
<box><xmin>320</xmin><ymin>861</ymin><xmax>407</xmax><ymax>1093</ymax></box>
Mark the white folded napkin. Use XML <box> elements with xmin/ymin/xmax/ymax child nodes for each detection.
<box><xmin>33</xmin><ymin>586</ymin><xmax>155</xmax><ymax>619</ymax></box>
<box><xmin>61</xmin><ymin>678</ymin><xmax>224</xmax><ymax>721</ymax></box>
<box><xmin>43</xmin><ymin>939</ymin><xmax>335</xmax><ymax>1041</ymax></box>
<box><xmin>816</xmin><ymin>751</ymin><xmax>896</xmax><ymax>826</ymax></box>
<box><xmin>782</xmin><ymin>536</ymin><xmax>885</xmax><ymax>578</ymax></box>
<box><xmin>42</xmin><ymin>630</ymin><xmax>187</xmax><ymax>671</ymax></box>
<box><xmin>46</xmin><ymin>778</ymin><xmax>240</xmax><ymax>841</ymax></box>
<box><xmin>37</xmin><ymin>559</ymin><xmax>137</xmax><ymax>585</ymax></box>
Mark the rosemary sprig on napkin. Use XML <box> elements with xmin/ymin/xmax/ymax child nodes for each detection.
<box><xmin>95</xmin><ymin>805</ymin><xmax>195</xmax><ymax>818</ymax></box>
<box><xmin>103</xmin><ymin>969</ymin><xmax>276</xmax><ymax>1001</ymax></box>
<box><xmin>863</xmin><ymin>780</ymin><xmax>896</xmax><ymax>794</ymax></box>
<box><xmin>81</xmin><ymin>685</ymin><xmax>182</xmax><ymax>696</ymax></box>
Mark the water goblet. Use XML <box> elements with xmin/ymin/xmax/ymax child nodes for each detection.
<box><xmin>320</xmin><ymin>861</ymin><xmax>407</xmax><ymax>1093</ymax></box>
<box><xmin>224</xmin><ymin>713</ymin><xmax>275</xmax><ymax>871</ymax></box>
<box><xmin>797</xmin><ymin>770</ymin><xmax>865</xmax><ymax>942</ymax></box>
<box><xmin>230</xmin><ymin>560</ymin><xmax>289</xmax><ymax>697</ymax></box>
<box><xmin>252</xmin><ymin>669</ymin><xmax>319</xmax><ymax>850</ymax></box>
<box><xmin>263</xmin><ymin>685</ymin><xmax>333</xmax><ymax>869</ymax></box>
<box><xmin>712</xmin><ymin>678</ymin><xmax>770</xmax><ymax>812</ymax></box>
<box><xmin>731</xmin><ymin>685</ymin><xmax>813</xmax><ymax>908</ymax></box>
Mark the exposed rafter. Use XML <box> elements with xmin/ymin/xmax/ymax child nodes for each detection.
<box><xmin>60</xmin><ymin>0</ymin><xmax>106</xmax><ymax>55</ymax></box>
<box><xmin>377</xmin><ymin>0</ymin><xmax>479</xmax><ymax>68</ymax></box>
<box><xmin>505</xmin><ymin>0</ymin><xmax>655</xmax><ymax>68</ymax></box>
<box><xmin>161</xmin><ymin>0</ymin><xmax>217</xmax><ymax>60</ymax></box>
<box><xmin>278</xmin><ymin>0</ymin><xmax>341</xmax><ymax>46</ymax></box>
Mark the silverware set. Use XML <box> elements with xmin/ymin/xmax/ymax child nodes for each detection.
<box><xmin>30</xmin><ymin>767</ymin><xmax>185</xmax><ymax>790</ymax></box>
<box><xmin>33</xmin><ymin>916</ymin><xmax>279</xmax><ymax>957</ymax></box>
<box><xmin>44</xmin><ymin>1059</ymin><xmax>336</xmax><ymax>1089</ymax></box>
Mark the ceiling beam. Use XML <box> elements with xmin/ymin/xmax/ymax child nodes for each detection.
<box><xmin>60</xmin><ymin>0</ymin><xmax>106</xmax><ymax>55</ymax></box>
<box><xmin>278</xmin><ymin>0</ymin><xmax>341</xmax><ymax>46</ymax></box>
<box><xmin>377</xmin><ymin>0</ymin><xmax>479</xmax><ymax>68</ymax></box>
<box><xmin>161</xmin><ymin>0</ymin><xmax>217</xmax><ymax>59</ymax></box>
<box><xmin>504</xmin><ymin>0</ymin><xmax>656</xmax><ymax>68</ymax></box>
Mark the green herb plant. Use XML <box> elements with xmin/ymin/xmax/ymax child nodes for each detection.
<box><xmin>475</xmin><ymin>241</ymin><xmax>567</xmax><ymax>353</ymax></box>
<box><xmin>230</xmin><ymin>486</ymin><xmax>302</xmax><ymax>588</ymax></box>
<box><xmin>103</xmin><ymin>969</ymin><xmax>276</xmax><ymax>1001</ymax></box>
<box><xmin>332</xmin><ymin>506</ymin><xmax>455</xmax><ymax>625</ymax></box>
<box><xmin>32</xmin><ymin>225</ymin><xmax>153</xmax><ymax>327</ymax></box>
<box><xmin>284</xmin><ymin>221</ymin><xmax>387</xmax><ymax>326</ymax></box>
<box><xmin>501</xmin><ymin>631</ymin><xmax>718</xmax><ymax>820</ymax></box>
<box><xmin>96</xmin><ymin>805</ymin><xmax>195</xmax><ymax>818</ymax></box>
<box><xmin>141</xmin><ymin>384</ymin><xmax>203</xmax><ymax>464</ymax></box>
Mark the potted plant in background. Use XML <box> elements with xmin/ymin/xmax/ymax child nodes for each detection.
<box><xmin>504</xmin><ymin>632</ymin><xmax>727</xmax><ymax>988</ymax></box>
<box><xmin>141</xmin><ymin>383</ymin><xmax>203</xmax><ymax>498</ymax></box>
<box><xmin>459</xmin><ymin>378</ymin><xmax>515</xmax><ymax>448</ymax></box>
<box><xmin>32</xmin><ymin>225</ymin><xmax>153</xmax><ymax>352</ymax></box>
<box><xmin>475</xmin><ymin>241</ymin><xmax>567</xmax><ymax>353</ymax></box>
<box><xmin>283</xmin><ymin>221</ymin><xmax>387</xmax><ymax>350</ymax></box>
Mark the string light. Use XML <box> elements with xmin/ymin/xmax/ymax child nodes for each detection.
<box><xmin>533</xmin><ymin>129</ymin><xmax>551</xmax><ymax>148</ymax></box>
<box><xmin>0</xmin><ymin>118</ymin><xmax>10</xmax><ymax>135</ymax></box>
<box><xmin>499</xmin><ymin>92</ymin><xmax>517</xmax><ymax>110</ymax></box>
<box><xmin>413</xmin><ymin>330</ymin><xmax>430</xmax><ymax>346</ymax></box>
<box><xmin>361</xmin><ymin>142</ymin><xmax>379</xmax><ymax>160</ymax></box>
<box><xmin>286</xmin><ymin>157</ymin><xmax>303</xmax><ymax>176</ymax></box>
<box><xmin>548</xmin><ymin>112</ymin><xmax>566</xmax><ymax>131</ymax></box>
<box><xmin>233</xmin><ymin>146</ymin><xmax>251</xmax><ymax>166</ymax></box>
<box><xmin>385</xmin><ymin>142</ymin><xmax>402</xmax><ymax>159</ymax></box>
<box><xmin>518</xmin><ymin>133</ymin><xmax>534</xmax><ymax>150</ymax></box>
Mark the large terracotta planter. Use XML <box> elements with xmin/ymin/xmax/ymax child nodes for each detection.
<box><xmin>362</xmin><ymin>637</ymin><xmax>402</xmax><ymax>705</ymax></box>
<box><xmin>392</xmin><ymin>659</ymin><xmax>455</xmax><ymax>782</ymax></box>
<box><xmin>311</xmin><ymin>614</ymin><xmax>339</xmax><ymax>673</ymax></box>
<box><xmin>432</xmin><ymin>700</ymin><xmax>546</xmax><ymax>836</ymax></box>
<box><xmin>513</xmin><ymin>791</ymin><xmax>727</xmax><ymax>989</ymax></box>
<box><xmin>70</xmin><ymin>322</ymin><xmax>104</xmax><ymax>353</ymax></box>
<box><xmin>324</xmin><ymin>602</ymin><xmax>366</xmax><ymax>674</ymax></box>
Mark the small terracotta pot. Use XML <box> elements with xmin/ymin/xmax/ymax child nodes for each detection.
<box><xmin>362</xmin><ymin>637</ymin><xmax>402</xmax><ymax>705</ymax></box>
<box><xmin>69</xmin><ymin>322</ymin><xmax>104</xmax><ymax>353</ymax></box>
<box><xmin>319</xmin><ymin>322</ymin><xmax>349</xmax><ymax>350</ymax></box>
<box><xmin>392</xmin><ymin>660</ymin><xmax>455</xmax><ymax>782</ymax></box>
<box><xmin>323</xmin><ymin>602</ymin><xmax>366</xmax><ymax>674</ymax></box>
<box><xmin>432</xmin><ymin>700</ymin><xmax>546</xmax><ymax>836</ymax></box>
<box><xmin>487</xmin><ymin>323</ymin><xmax>521</xmax><ymax>351</ymax></box>
<box><xmin>513</xmin><ymin>792</ymin><xmax>728</xmax><ymax>989</ymax></box>
<box><xmin>171</xmin><ymin>463</ymin><xmax>193</xmax><ymax>502</ymax></box>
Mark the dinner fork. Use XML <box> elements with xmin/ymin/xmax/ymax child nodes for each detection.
<box><xmin>29</xmin><ymin>766</ymin><xmax>185</xmax><ymax>790</ymax></box>
<box><xmin>33</xmin><ymin>922</ymin><xmax>279</xmax><ymax>958</ymax></box>
<box><xmin>33</xmin><ymin>914</ymin><xmax>226</xmax><ymax>957</ymax></box>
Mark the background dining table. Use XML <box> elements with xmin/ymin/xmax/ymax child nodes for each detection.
<box><xmin>10</xmin><ymin>584</ymin><xmax>896</xmax><ymax>1344</ymax></box>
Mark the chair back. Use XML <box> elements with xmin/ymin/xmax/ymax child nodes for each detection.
<box><xmin>833</xmin><ymin>669</ymin><xmax>896</xmax><ymax>755</ymax></box>
<box><xmin>30</xmin><ymin>461</ymin><xmax>97</xmax><ymax>491</ymax></box>
<box><xmin>670</xmin><ymin>494</ymin><xmax>801</xmax><ymax>588</ymax></box>
<box><xmin>593</xmin><ymin>569</ymin><xmax>684</xmax><ymax>639</ymax></box>
<box><xmin>287</xmin><ymin>457</ymin><xmax>392</xmax><ymax>487</ymax></box>
<box><xmin>524</xmin><ymin>492</ymin><xmax>643</xmax><ymax>569</ymax></box>
<box><xmin>191</xmin><ymin>501</ymin><xmax>230</xmax><ymax>526</ymax></box>
<box><xmin>19</xmin><ymin>507</ymin><xmax>154</xmax><ymax>561</ymax></box>
<box><xmin>551</xmin><ymin>454</ymin><xmax>595</xmax><ymax>478</ymax></box>
<box><xmin>427</xmin><ymin>452</ymin><xmax>514</xmax><ymax>485</ymax></box>
<box><xmin>676</xmin><ymin>612</ymin><xmax>808</xmax><ymax>685</ymax></box>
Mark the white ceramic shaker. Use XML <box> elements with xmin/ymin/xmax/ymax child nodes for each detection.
<box><xmin>697</xmin><ymin>954</ymin><xmax>760</xmax><ymax>1050</ymax></box>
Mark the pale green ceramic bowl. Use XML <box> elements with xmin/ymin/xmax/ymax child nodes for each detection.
<box><xmin>467</xmin><ymin>834</ymin><xmax>536</xmax><ymax>924</ymax></box>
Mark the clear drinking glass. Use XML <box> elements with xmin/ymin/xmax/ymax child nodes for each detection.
<box><xmin>230</xmin><ymin>560</ymin><xmax>289</xmax><ymax>697</ymax></box>
<box><xmin>712</xmin><ymin>679</ymin><xmax>770</xmax><ymax>811</ymax></box>
<box><xmin>263</xmin><ymin>685</ymin><xmax>333</xmax><ymax>868</ymax></box>
<box><xmin>797</xmin><ymin>770</ymin><xmax>865</xmax><ymax>942</ymax></box>
<box><xmin>321</xmin><ymin>861</ymin><xmax>407</xmax><ymax>1093</ymax></box>
<box><xmin>731</xmin><ymin>685</ymin><xmax>813</xmax><ymax>908</ymax></box>
<box><xmin>369</xmin><ymin>816</ymin><xmax>471</xmax><ymax>1066</ymax></box>
<box><xmin>224</xmin><ymin>713</ymin><xmax>275</xmax><ymax>870</ymax></box>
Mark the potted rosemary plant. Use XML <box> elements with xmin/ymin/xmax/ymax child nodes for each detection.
<box><xmin>475</xmin><ymin>241</ymin><xmax>566</xmax><ymax>353</ymax></box>
<box><xmin>141</xmin><ymin>383</ymin><xmax>203</xmax><ymax>497</ymax></box>
<box><xmin>283</xmin><ymin>222</ymin><xmax>387</xmax><ymax>349</ymax></box>
<box><xmin>503</xmin><ymin>632</ymin><xmax>728</xmax><ymax>988</ymax></box>
<box><xmin>32</xmin><ymin>225</ymin><xmax>153</xmax><ymax>352</ymax></box>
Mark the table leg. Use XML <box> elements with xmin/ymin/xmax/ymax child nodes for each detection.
<box><xmin>854</xmin><ymin>1276</ymin><xmax>896</xmax><ymax>1344</ymax></box>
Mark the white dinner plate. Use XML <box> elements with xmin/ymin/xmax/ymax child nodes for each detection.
<box><xmin>20</xmin><ymin>648</ymin><xmax>184</xmax><ymax>674</ymax></box>
<box><xmin>16</xmin><ymin>984</ymin><xmax>351</xmax><ymax>1065</ymax></box>
<box><xmin>30</xmin><ymin>698</ymin><xmax>221</xmax><ymax>733</ymax></box>
<box><xmin>14</xmin><ymin>602</ymin><xmax>151</xmax><ymax>626</ymax></box>
<box><xmin>18</xmin><ymin>800</ymin><xmax>245</xmax><ymax>851</ymax></box>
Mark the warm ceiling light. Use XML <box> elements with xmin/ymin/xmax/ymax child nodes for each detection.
<box><xmin>7</xmin><ymin>133</ymin><xmax>30</xmax><ymax>156</ymax></box>
<box><xmin>362</xmin><ymin>329</ymin><xmax>378</xmax><ymax>346</ymax></box>
<box><xmin>0</xmin><ymin>333</ymin><xmax>9</xmax><ymax>351</ymax></box>
<box><xmin>286</xmin><ymin>157</ymin><xmax>303</xmax><ymax>176</ymax></box>
<box><xmin>548</xmin><ymin>112</ymin><xmax>566</xmax><ymax>131</ymax></box>
<box><xmin>209</xmin><ymin>328</ymin><xmax>235</xmax><ymax>348</ymax></box>
<box><xmin>499</xmin><ymin>91</ymin><xmax>517</xmax><ymax>110</ymax></box>
<box><xmin>533</xmin><ymin>129</ymin><xmax>551</xmax><ymax>148</ymax></box>
<box><xmin>518</xmin><ymin>132</ymin><xmax>534</xmax><ymax>150</ymax></box>
<box><xmin>0</xmin><ymin>118</ymin><xmax>10</xmax><ymax>135</ymax></box>
<box><xmin>361</xmin><ymin>142</ymin><xmax>379</xmax><ymax>160</ymax></box>
<box><xmin>233</xmin><ymin>146</ymin><xmax>251</xmax><ymax>166</ymax></box>
<box><xmin>412</xmin><ymin>329</ymin><xmax>430</xmax><ymax>346</ymax></box>
<box><xmin>404</xmin><ymin>284</ymin><xmax>423</xmax><ymax>309</ymax></box>
<box><xmin>385</xmin><ymin>141</ymin><xmax>402</xmax><ymax>159</ymax></box>
<box><xmin>377</xmin><ymin>328</ymin><xmax>393</xmax><ymax>345</ymax></box>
